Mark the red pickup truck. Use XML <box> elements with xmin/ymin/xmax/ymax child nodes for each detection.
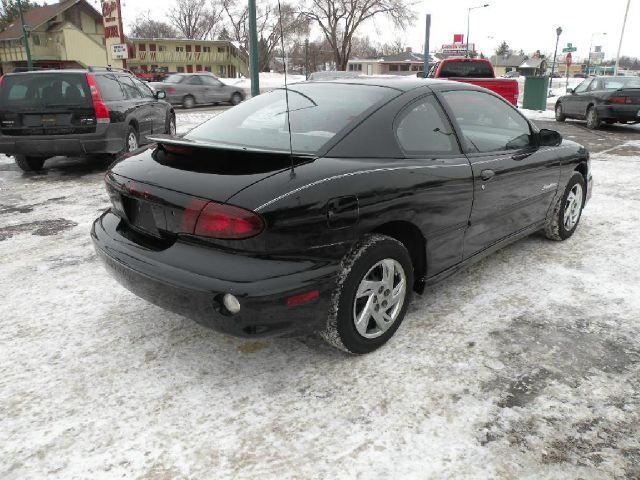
<box><xmin>425</xmin><ymin>57</ymin><xmax>519</xmax><ymax>106</ymax></box>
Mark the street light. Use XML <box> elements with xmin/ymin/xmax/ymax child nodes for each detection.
<box><xmin>585</xmin><ymin>32</ymin><xmax>607</xmax><ymax>76</ymax></box>
<box><xmin>466</xmin><ymin>4</ymin><xmax>489</xmax><ymax>58</ymax></box>
<box><xmin>549</xmin><ymin>26</ymin><xmax>562</xmax><ymax>91</ymax></box>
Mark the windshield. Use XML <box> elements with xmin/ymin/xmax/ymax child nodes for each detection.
<box><xmin>185</xmin><ymin>83</ymin><xmax>398</xmax><ymax>154</ymax></box>
<box><xmin>0</xmin><ymin>73</ymin><xmax>92</xmax><ymax>110</ymax></box>
<box><xmin>595</xmin><ymin>77</ymin><xmax>640</xmax><ymax>90</ymax></box>
<box><xmin>164</xmin><ymin>74</ymin><xmax>185</xmax><ymax>84</ymax></box>
<box><xmin>439</xmin><ymin>61</ymin><xmax>494</xmax><ymax>78</ymax></box>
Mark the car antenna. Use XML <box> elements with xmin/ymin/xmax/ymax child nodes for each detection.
<box><xmin>277</xmin><ymin>0</ymin><xmax>295</xmax><ymax>178</ymax></box>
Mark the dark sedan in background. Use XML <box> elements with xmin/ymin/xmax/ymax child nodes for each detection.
<box><xmin>555</xmin><ymin>76</ymin><xmax>640</xmax><ymax>129</ymax></box>
<box><xmin>92</xmin><ymin>79</ymin><xmax>592</xmax><ymax>354</ymax></box>
<box><xmin>149</xmin><ymin>73</ymin><xmax>245</xmax><ymax>109</ymax></box>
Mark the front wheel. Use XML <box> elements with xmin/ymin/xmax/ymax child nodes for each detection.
<box><xmin>320</xmin><ymin>234</ymin><xmax>414</xmax><ymax>354</ymax></box>
<box><xmin>166</xmin><ymin>114</ymin><xmax>176</xmax><ymax>135</ymax></box>
<box><xmin>586</xmin><ymin>106</ymin><xmax>601</xmax><ymax>130</ymax></box>
<box><xmin>230</xmin><ymin>92</ymin><xmax>243</xmax><ymax>106</ymax></box>
<box><xmin>544</xmin><ymin>171</ymin><xmax>586</xmax><ymax>241</ymax></box>
<box><xmin>15</xmin><ymin>155</ymin><xmax>45</xmax><ymax>172</ymax></box>
<box><xmin>555</xmin><ymin>103</ymin><xmax>566</xmax><ymax>122</ymax></box>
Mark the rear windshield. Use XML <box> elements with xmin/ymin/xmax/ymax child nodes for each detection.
<box><xmin>0</xmin><ymin>73</ymin><xmax>92</xmax><ymax>110</ymax></box>
<box><xmin>438</xmin><ymin>61</ymin><xmax>494</xmax><ymax>78</ymax></box>
<box><xmin>594</xmin><ymin>77</ymin><xmax>640</xmax><ymax>90</ymax></box>
<box><xmin>185</xmin><ymin>83</ymin><xmax>398</xmax><ymax>154</ymax></box>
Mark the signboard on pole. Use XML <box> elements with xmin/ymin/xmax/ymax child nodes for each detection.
<box><xmin>441</xmin><ymin>43</ymin><xmax>475</xmax><ymax>54</ymax></box>
<box><xmin>111</xmin><ymin>44</ymin><xmax>129</xmax><ymax>60</ymax></box>
<box><xmin>101</xmin><ymin>0</ymin><xmax>127</xmax><ymax>68</ymax></box>
<box><xmin>562</xmin><ymin>42</ymin><xmax>577</xmax><ymax>53</ymax></box>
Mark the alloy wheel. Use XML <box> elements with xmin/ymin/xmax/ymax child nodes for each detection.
<box><xmin>127</xmin><ymin>132</ymin><xmax>138</xmax><ymax>152</ymax></box>
<box><xmin>352</xmin><ymin>259</ymin><xmax>407</xmax><ymax>339</ymax></box>
<box><xmin>564</xmin><ymin>183</ymin><xmax>583</xmax><ymax>231</ymax></box>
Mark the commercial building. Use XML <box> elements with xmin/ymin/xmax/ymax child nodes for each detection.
<box><xmin>126</xmin><ymin>38</ymin><xmax>249</xmax><ymax>78</ymax></box>
<box><xmin>0</xmin><ymin>0</ymin><xmax>107</xmax><ymax>74</ymax></box>
<box><xmin>347</xmin><ymin>49</ymin><xmax>425</xmax><ymax>76</ymax></box>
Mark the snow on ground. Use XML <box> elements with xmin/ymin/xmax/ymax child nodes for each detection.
<box><xmin>0</xmin><ymin>115</ymin><xmax>639</xmax><ymax>479</ymax></box>
<box><xmin>220</xmin><ymin>72</ymin><xmax>307</xmax><ymax>92</ymax></box>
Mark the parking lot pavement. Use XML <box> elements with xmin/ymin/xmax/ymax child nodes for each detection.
<box><xmin>1</xmin><ymin>117</ymin><xmax>639</xmax><ymax>479</ymax></box>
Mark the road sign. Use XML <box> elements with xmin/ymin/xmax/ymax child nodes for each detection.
<box><xmin>562</xmin><ymin>47</ymin><xmax>577</xmax><ymax>52</ymax></box>
<box><xmin>566</xmin><ymin>52</ymin><xmax>572</xmax><ymax>67</ymax></box>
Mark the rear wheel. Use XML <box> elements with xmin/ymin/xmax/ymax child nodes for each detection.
<box><xmin>586</xmin><ymin>106</ymin><xmax>601</xmax><ymax>130</ymax></box>
<box><xmin>125</xmin><ymin>125</ymin><xmax>139</xmax><ymax>153</ymax></box>
<box><xmin>320</xmin><ymin>234</ymin><xmax>414</xmax><ymax>354</ymax></box>
<box><xmin>555</xmin><ymin>103</ymin><xmax>566</xmax><ymax>122</ymax></box>
<box><xmin>182</xmin><ymin>95</ymin><xmax>195</xmax><ymax>109</ymax></box>
<box><xmin>230</xmin><ymin>92</ymin><xmax>242</xmax><ymax>106</ymax></box>
<box><xmin>14</xmin><ymin>155</ymin><xmax>45</xmax><ymax>172</ymax></box>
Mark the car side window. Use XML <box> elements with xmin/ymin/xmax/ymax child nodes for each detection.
<box><xmin>395</xmin><ymin>95</ymin><xmax>460</xmax><ymax>155</ymax></box>
<box><xmin>574</xmin><ymin>79</ymin><xmax>592</xmax><ymax>94</ymax></box>
<box><xmin>187</xmin><ymin>76</ymin><xmax>203</xmax><ymax>85</ymax></box>
<box><xmin>130</xmin><ymin>76</ymin><xmax>155</xmax><ymax>99</ymax></box>
<box><xmin>94</xmin><ymin>74</ymin><xmax>125</xmax><ymax>101</ymax></box>
<box><xmin>441</xmin><ymin>90</ymin><xmax>533</xmax><ymax>153</ymax></box>
<box><xmin>118</xmin><ymin>75</ymin><xmax>142</xmax><ymax>100</ymax></box>
<box><xmin>201</xmin><ymin>76</ymin><xmax>223</xmax><ymax>87</ymax></box>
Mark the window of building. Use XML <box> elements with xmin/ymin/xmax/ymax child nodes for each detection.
<box><xmin>218</xmin><ymin>65</ymin><xmax>226</xmax><ymax>76</ymax></box>
<box><xmin>348</xmin><ymin>63</ymin><xmax>362</xmax><ymax>72</ymax></box>
<box><xmin>389</xmin><ymin>65</ymin><xmax>399</xmax><ymax>71</ymax></box>
<box><xmin>203</xmin><ymin>46</ymin><xmax>211</xmax><ymax>53</ymax></box>
<box><xmin>138</xmin><ymin>44</ymin><xmax>146</xmax><ymax>51</ymax></box>
<box><xmin>158</xmin><ymin>45</ymin><xmax>167</xmax><ymax>52</ymax></box>
<box><xmin>149</xmin><ymin>44</ymin><xmax>156</xmax><ymax>51</ymax></box>
<box><xmin>217</xmin><ymin>47</ymin><xmax>225</xmax><ymax>53</ymax></box>
<box><xmin>32</xmin><ymin>34</ymin><xmax>40</xmax><ymax>46</ymax></box>
<box><xmin>195</xmin><ymin>45</ymin><xmax>201</xmax><ymax>53</ymax></box>
<box><xmin>196</xmin><ymin>64</ymin><xmax>203</xmax><ymax>72</ymax></box>
<box><xmin>176</xmin><ymin>46</ymin><xmax>184</xmax><ymax>52</ymax></box>
<box><xmin>177</xmin><ymin>66</ymin><xmax>185</xmax><ymax>73</ymax></box>
<box><xmin>411</xmin><ymin>65</ymin><xmax>420</xmax><ymax>71</ymax></box>
<box><xmin>441</xmin><ymin>90</ymin><xmax>533</xmax><ymax>153</ymax></box>
<box><xmin>186</xmin><ymin>45</ymin><xmax>192</xmax><ymax>53</ymax></box>
<box><xmin>400</xmin><ymin>64</ymin><xmax>410</xmax><ymax>71</ymax></box>
<box><xmin>395</xmin><ymin>95</ymin><xmax>459</xmax><ymax>155</ymax></box>
<box><xmin>204</xmin><ymin>66</ymin><xmax>212</xmax><ymax>72</ymax></box>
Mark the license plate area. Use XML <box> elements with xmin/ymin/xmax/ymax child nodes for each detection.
<box><xmin>121</xmin><ymin>195</ymin><xmax>162</xmax><ymax>238</ymax></box>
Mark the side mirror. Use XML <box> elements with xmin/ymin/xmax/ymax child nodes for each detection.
<box><xmin>416</xmin><ymin>71</ymin><xmax>425</xmax><ymax>78</ymax></box>
<box><xmin>154</xmin><ymin>90</ymin><xmax>166</xmax><ymax>100</ymax></box>
<box><xmin>566</xmin><ymin>88</ymin><xmax>574</xmax><ymax>95</ymax></box>
<box><xmin>539</xmin><ymin>128</ymin><xmax>562</xmax><ymax>147</ymax></box>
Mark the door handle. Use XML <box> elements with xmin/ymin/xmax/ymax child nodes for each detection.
<box><xmin>480</xmin><ymin>169</ymin><xmax>495</xmax><ymax>181</ymax></box>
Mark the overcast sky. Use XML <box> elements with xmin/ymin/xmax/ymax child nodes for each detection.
<box><xmin>86</xmin><ymin>0</ymin><xmax>638</xmax><ymax>61</ymax></box>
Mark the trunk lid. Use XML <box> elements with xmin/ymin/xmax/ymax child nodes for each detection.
<box><xmin>0</xmin><ymin>72</ymin><xmax>97</xmax><ymax>135</ymax></box>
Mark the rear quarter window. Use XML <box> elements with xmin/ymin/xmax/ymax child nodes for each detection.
<box><xmin>94</xmin><ymin>74</ymin><xmax>125</xmax><ymax>101</ymax></box>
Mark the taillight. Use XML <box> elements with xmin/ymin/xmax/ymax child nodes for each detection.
<box><xmin>85</xmin><ymin>73</ymin><xmax>110</xmax><ymax>123</ymax></box>
<box><xmin>166</xmin><ymin>86</ymin><xmax>176</xmax><ymax>93</ymax></box>
<box><xmin>181</xmin><ymin>200</ymin><xmax>264</xmax><ymax>239</ymax></box>
<box><xmin>608</xmin><ymin>96</ymin><xmax>632</xmax><ymax>104</ymax></box>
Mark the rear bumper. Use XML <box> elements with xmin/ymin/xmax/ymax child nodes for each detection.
<box><xmin>596</xmin><ymin>104</ymin><xmax>640</xmax><ymax>122</ymax></box>
<box><xmin>91</xmin><ymin>211</ymin><xmax>339</xmax><ymax>337</ymax></box>
<box><xmin>0</xmin><ymin>123</ymin><xmax>125</xmax><ymax>157</ymax></box>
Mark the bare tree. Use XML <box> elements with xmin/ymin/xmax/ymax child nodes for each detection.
<box><xmin>129</xmin><ymin>11</ymin><xmax>180</xmax><ymax>38</ymax></box>
<box><xmin>169</xmin><ymin>0</ymin><xmax>219</xmax><ymax>39</ymax></box>
<box><xmin>299</xmin><ymin>0</ymin><xmax>414</xmax><ymax>71</ymax></box>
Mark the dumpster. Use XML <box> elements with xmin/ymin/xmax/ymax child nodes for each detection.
<box><xmin>522</xmin><ymin>76</ymin><xmax>550</xmax><ymax>111</ymax></box>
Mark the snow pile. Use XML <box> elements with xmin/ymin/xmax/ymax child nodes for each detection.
<box><xmin>219</xmin><ymin>72</ymin><xmax>306</xmax><ymax>92</ymax></box>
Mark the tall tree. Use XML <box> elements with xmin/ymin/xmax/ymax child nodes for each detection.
<box><xmin>298</xmin><ymin>0</ymin><xmax>414</xmax><ymax>71</ymax></box>
<box><xmin>169</xmin><ymin>0</ymin><xmax>223</xmax><ymax>40</ymax></box>
<box><xmin>495</xmin><ymin>41</ymin><xmax>511</xmax><ymax>57</ymax></box>
<box><xmin>129</xmin><ymin>12</ymin><xmax>179</xmax><ymax>38</ymax></box>
<box><xmin>0</xmin><ymin>0</ymin><xmax>40</xmax><ymax>31</ymax></box>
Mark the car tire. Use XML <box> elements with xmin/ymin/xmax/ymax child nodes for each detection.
<box><xmin>555</xmin><ymin>103</ymin><xmax>566</xmax><ymax>122</ymax></box>
<box><xmin>182</xmin><ymin>95</ymin><xmax>195</xmax><ymax>109</ymax></box>
<box><xmin>586</xmin><ymin>106</ymin><xmax>601</xmax><ymax>130</ymax></box>
<box><xmin>14</xmin><ymin>155</ymin><xmax>45</xmax><ymax>172</ymax></box>
<box><xmin>544</xmin><ymin>171</ymin><xmax>586</xmax><ymax>241</ymax></box>
<box><xmin>230</xmin><ymin>92</ymin><xmax>243</xmax><ymax>106</ymax></box>
<box><xmin>166</xmin><ymin>113</ymin><xmax>176</xmax><ymax>135</ymax></box>
<box><xmin>320</xmin><ymin>234</ymin><xmax>414</xmax><ymax>354</ymax></box>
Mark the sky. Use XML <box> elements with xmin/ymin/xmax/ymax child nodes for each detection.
<box><xmin>85</xmin><ymin>0</ymin><xmax>638</xmax><ymax>61</ymax></box>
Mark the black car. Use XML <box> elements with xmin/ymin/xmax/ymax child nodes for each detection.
<box><xmin>555</xmin><ymin>76</ymin><xmax>640</xmax><ymax>129</ymax></box>
<box><xmin>92</xmin><ymin>78</ymin><xmax>593</xmax><ymax>354</ymax></box>
<box><xmin>0</xmin><ymin>68</ymin><xmax>175</xmax><ymax>171</ymax></box>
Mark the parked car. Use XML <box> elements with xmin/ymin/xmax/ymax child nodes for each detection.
<box><xmin>423</xmin><ymin>57</ymin><xmax>519</xmax><ymax>105</ymax></box>
<box><xmin>149</xmin><ymin>73</ymin><xmax>245</xmax><ymax>109</ymax></box>
<box><xmin>555</xmin><ymin>76</ymin><xmax>640</xmax><ymax>129</ymax></box>
<box><xmin>92</xmin><ymin>78</ymin><xmax>592</xmax><ymax>354</ymax></box>
<box><xmin>573</xmin><ymin>73</ymin><xmax>587</xmax><ymax>78</ymax></box>
<box><xmin>502</xmin><ymin>71</ymin><xmax>520</xmax><ymax>78</ymax></box>
<box><xmin>0</xmin><ymin>68</ymin><xmax>175</xmax><ymax>172</ymax></box>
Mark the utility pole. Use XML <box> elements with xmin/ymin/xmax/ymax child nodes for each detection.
<box><xmin>466</xmin><ymin>4</ymin><xmax>489</xmax><ymax>58</ymax></box>
<box><xmin>17</xmin><ymin>0</ymin><xmax>33</xmax><ymax>70</ymax></box>
<box><xmin>423</xmin><ymin>14</ymin><xmax>431</xmax><ymax>76</ymax></box>
<box><xmin>248</xmin><ymin>0</ymin><xmax>260</xmax><ymax>96</ymax></box>
<box><xmin>549</xmin><ymin>27</ymin><xmax>562</xmax><ymax>91</ymax></box>
<box><xmin>614</xmin><ymin>0</ymin><xmax>631</xmax><ymax>76</ymax></box>
<box><xmin>304</xmin><ymin>39</ymin><xmax>309</xmax><ymax>79</ymax></box>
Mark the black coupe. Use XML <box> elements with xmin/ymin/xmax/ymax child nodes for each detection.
<box><xmin>92</xmin><ymin>78</ymin><xmax>593</xmax><ymax>354</ymax></box>
<box><xmin>555</xmin><ymin>76</ymin><xmax>640</xmax><ymax>129</ymax></box>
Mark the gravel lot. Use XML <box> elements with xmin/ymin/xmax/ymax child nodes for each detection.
<box><xmin>1</xmin><ymin>113</ymin><xmax>639</xmax><ymax>479</ymax></box>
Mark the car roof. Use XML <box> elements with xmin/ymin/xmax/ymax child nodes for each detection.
<box><xmin>302</xmin><ymin>76</ymin><xmax>476</xmax><ymax>92</ymax></box>
<box><xmin>6</xmin><ymin>69</ymin><xmax>129</xmax><ymax>76</ymax></box>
